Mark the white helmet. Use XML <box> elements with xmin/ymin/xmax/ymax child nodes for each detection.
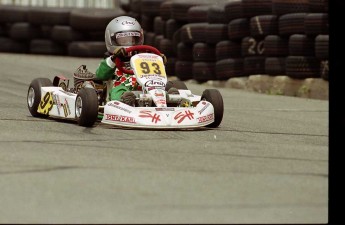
<box><xmin>105</xmin><ymin>16</ymin><xmax>144</xmax><ymax>53</ymax></box>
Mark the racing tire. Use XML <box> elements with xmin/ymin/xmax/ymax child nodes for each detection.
<box><xmin>272</xmin><ymin>0</ymin><xmax>310</xmax><ymax>15</ymax></box>
<box><xmin>193</xmin><ymin>62</ymin><xmax>216</xmax><ymax>83</ymax></box>
<box><xmin>315</xmin><ymin>34</ymin><xmax>329</xmax><ymax>60</ymax></box>
<box><xmin>141</xmin><ymin>0</ymin><xmax>166</xmax><ymax>17</ymax></box>
<box><xmin>175</xmin><ymin>60</ymin><xmax>193</xmax><ymax>80</ymax></box>
<box><xmin>201</xmin><ymin>89</ymin><xmax>224</xmax><ymax>128</ymax></box>
<box><xmin>0</xmin><ymin>5</ymin><xmax>28</xmax><ymax>23</ymax></box>
<box><xmin>193</xmin><ymin>43</ymin><xmax>216</xmax><ymax>62</ymax></box>
<box><xmin>165</xmin><ymin>80</ymin><xmax>188</xmax><ymax>91</ymax></box>
<box><xmin>0</xmin><ymin>37</ymin><xmax>29</xmax><ymax>53</ymax></box>
<box><xmin>216</xmin><ymin>58</ymin><xmax>244</xmax><ymax>80</ymax></box>
<box><xmin>205</xmin><ymin>23</ymin><xmax>228</xmax><ymax>44</ymax></box>
<box><xmin>224</xmin><ymin>1</ymin><xmax>243</xmax><ymax>22</ymax></box>
<box><xmin>264</xmin><ymin>35</ymin><xmax>289</xmax><ymax>57</ymax></box>
<box><xmin>165</xmin><ymin>19</ymin><xmax>185</xmax><ymax>40</ymax></box>
<box><xmin>75</xmin><ymin>88</ymin><xmax>98</xmax><ymax>127</ymax></box>
<box><xmin>159</xmin><ymin>0</ymin><xmax>173</xmax><ymax>20</ymax></box>
<box><xmin>279</xmin><ymin>13</ymin><xmax>307</xmax><ymax>36</ymax></box>
<box><xmin>180</xmin><ymin>23</ymin><xmax>208</xmax><ymax>44</ymax></box>
<box><xmin>9</xmin><ymin>22</ymin><xmax>42</xmax><ymax>41</ymax></box>
<box><xmin>265</xmin><ymin>57</ymin><xmax>286</xmax><ymax>75</ymax></box>
<box><xmin>216</xmin><ymin>40</ymin><xmax>241</xmax><ymax>60</ymax></box>
<box><xmin>228</xmin><ymin>18</ymin><xmax>250</xmax><ymax>41</ymax></box>
<box><xmin>187</xmin><ymin>5</ymin><xmax>210</xmax><ymax>23</ymax></box>
<box><xmin>242</xmin><ymin>0</ymin><xmax>272</xmax><ymax>18</ymax></box>
<box><xmin>207</xmin><ymin>3</ymin><xmax>227</xmax><ymax>24</ymax></box>
<box><xmin>153</xmin><ymin>16</ymin><xmax>165</xmax><ymax>35</ymax></box>
<box><xmin>70</xmin><ymin>8</ymin><xmax>125</xmax><ymax>31</ymax></box>
<box><xmin>30</xmin><ymin>39</ymin><xmax>67</xmax><ymax>55</ymax></box>
<box><xmin>27</xmin><ymin>78</ymin><xmax>53</xmax><ymax>118</ymax></box>
<box><xmin>177</xmin><ymin>42</ymin><xmax>193</xmax><ymax>61</ymax></box>
<box><xmin>68</xmin><ymin>41</ymin><xmax>107</xmax><ymax>58</ymax></box>
<box><xmin>28</xmin><ymin>7</ymin><xmax>71</xmax><ymax>26</ymax></box>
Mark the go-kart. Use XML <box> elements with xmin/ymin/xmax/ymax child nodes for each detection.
<box><xmin>27</xmin><ymin>45</ymin><xmax>224</xmax><ymax>129</ymax></box>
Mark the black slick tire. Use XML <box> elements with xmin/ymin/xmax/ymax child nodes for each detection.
<box><xmin>201</xmin><ymin>89</ymin><xmax>224</xmax><ymax>128</ymax></box>
<box><xmin>75</xmin><ymin>88</ymin><xmax>98</xmax><ymax>127</ymax></box>
<box><xmin>27</xmin><ymin>78</ymin><xmax>53</xmax><ymax>117</ymax></box>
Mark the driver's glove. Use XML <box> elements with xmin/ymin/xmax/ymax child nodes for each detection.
<box><xmin>111</xmin><ymin>47</ymin><xmax>126</xmax><ymax>61</ymax></box>
<box><xmin>160</xmin><ymin>53</ymin><xmax>167</xmax><ymax>64</ymax></box>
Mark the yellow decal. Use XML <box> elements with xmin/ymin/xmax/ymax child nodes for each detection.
<box><xmin>38</xmin><ymin>92</ymin><xmax>54</xmax><ymax>115</ymax></box>
<box><xmin>133</xmin><ymin>57</ymin><xmax>166</xmax><ymax>78</ymax></box>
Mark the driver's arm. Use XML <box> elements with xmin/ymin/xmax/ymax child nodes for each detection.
<box><xmin>95</xmin><ymin>56</ymin><xmax>116</xmax><ymax>80</ymax></box>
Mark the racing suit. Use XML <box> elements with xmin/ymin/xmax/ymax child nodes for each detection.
<box><xmin>95</xmin><ymin>56</ymin><xmax>141</xmax><ymax>101</ymax></box>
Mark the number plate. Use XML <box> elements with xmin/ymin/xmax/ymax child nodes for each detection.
<box><xmin>38</xmin><ymin>92</ymin><xmax>54</xmax><ymax>115</ymax></box>
<box><xmin>131</xmin><ymin>53</ymin><xmax>167</xmax><ymax>79</ymax></box>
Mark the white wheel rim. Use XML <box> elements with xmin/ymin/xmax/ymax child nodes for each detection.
<box><xmin>28</xmin><ymin>87</ymin><xmax>35</xmax><ymax>108</ymax></box>
<box><xmin>76</xmin><ymin>96</ymin><xmax>82</xmax><ymax>118</ymax></box>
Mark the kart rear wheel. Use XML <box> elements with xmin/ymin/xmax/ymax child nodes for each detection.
<box><xmin>27</xmin><ymin>78</ymin><xmax>53</xmax><ymax>117</ymax></box>
<box><xmin>165</xmin><ymin>80</ymin><xmax>188</xmax><ymax>91</ymax></box>
<box><xmin>201</xmin><ymin>89</ymin><xmax>224</xmax><ymax>128</ymax></box>
<box><xmin>75</xmin><ymin>88</ymin><xmax>98</xmax><ymax>127</ymax></box>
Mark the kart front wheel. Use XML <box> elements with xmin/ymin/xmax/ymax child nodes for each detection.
<box><xmin>27</xmin><ymin>78</ymin><xmax>53</xmax><ymax>117</ymax></box>
<box><xmin>201</xmin><ymin>89</ymin><xmax>224</xmax><ymax>128</ymax></box>
<box><xmin>75</xmin><ymin>88</ymin><xmax>98</xmax><ymax>127</ymax></box>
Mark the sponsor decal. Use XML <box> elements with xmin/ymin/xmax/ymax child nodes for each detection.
<box><xmin>108</xmin><ymin>102</ymin><xmax>132</xmax><ymax>114</ymax></box>
<box><xmin>51</xmin><ymin>94</ymin><xmax>71</xmax><ymax>117</ymax></box>
<box><xmin>174</xmin><ymin>110</ymin><xmax>194</xmax><ymax>124</ymax></box>
<box><xmin>197</xmin><ymin>113</ymin><xmax>214</xmax><ymax>123</ymax></box>
<box><xmin>63</xmin><ymin>99</ymin><xmax>71</xmax><ymax>117</ymax></box>
<box><xmin>145</xmin><ymin>80</ymin><xmax>165</xmax><ymax>88</ymax></box>
<box><xmin>116</xmin><ymin>31</ymin><xmax>140</xmax><ymax>39</ymax></box>
<box><xmin>156</xmin><ymin>99</ymin><xmax>167</xmax><ymax>105</ymax></box>
<box><xmin>52</xmin><ymin>94</ymin><xmax>61</xmax><ymax>115</ymax></box>
<box><xmin>138</xmin><ymin>74</ymin><xmax>166</xmax><ymax>79</ymax></box>
<box><xmin>137</xmin><ymin>54</ymin><xmax>159</xmax><ymax>60</ymax></box>
<box><xmin>106</xmin><ymin>114</ymin><xmax>136</xmax><ymax>123</ymax></box>
<box><xmin>154</xmin><ymin>89</ymin><xmax>165</xmax><ymax>97</ymax></box>
<box><xmin>198</xmin><ymin>102</ymin><xmax>210</xmax><ymax>114</ymax></box>
<box><xmin>155</xmin><ymin>108</ymin><xmax>175</xmax><ymax>111</ymax></box>
<box><xmin>139</xmin><ymin>110</ymin><xmax>161</xmax><ymax>124</ymax></box>
<box><xmin>147</xmin><ymin>86</ymin><xmax>165</xmax><ymax>91</ymax></box>
<box><xmin>38</xmin><ymin>92</ymin><xmax>54</xmax><ymax>115</ymax></box>
<box><xmin>121</xmin><ymin>20</ymin><xmax>136</xmax><ymax>26</ymax></box>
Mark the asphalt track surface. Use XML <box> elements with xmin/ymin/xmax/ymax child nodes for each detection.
<box><xmin>0</xmin><ymin>53</ymin><xmax>328</xmax><ymax>223</ymax></box>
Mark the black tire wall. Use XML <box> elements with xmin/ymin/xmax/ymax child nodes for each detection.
<box><xmin>0</xmin><ymin>1</ymin><xmax>329</xmax><ymax>82</ymax></box>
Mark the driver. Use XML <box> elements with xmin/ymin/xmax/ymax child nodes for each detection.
<box><xmin>95</xmin><ymin>16</ymin><xmax>167</xmax><ymax>106</ymax></box>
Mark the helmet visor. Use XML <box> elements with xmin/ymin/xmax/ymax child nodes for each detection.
<box><xmin>111</xmin><ymin>31</ymin><xmax>142</xmax><ymax>46</ymax></box>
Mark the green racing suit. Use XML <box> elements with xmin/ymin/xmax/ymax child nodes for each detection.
<box><xmin>95</xmin><ymin>56</ymin><xmax>141</xmax><ymax>101</ymax></box>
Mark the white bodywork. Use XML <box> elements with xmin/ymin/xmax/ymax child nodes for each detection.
<box><xmin>37</xmin><ymin>53</ymin><xmax>216</xmax><ymax>129</ymax></box>
<box><xmin>101</xmin><ymin>98</ymin><xmax>215</xmax><ymax>129</ymax></box>
<box><xmin>38</xmin><ymin>86</ymin><xmax>77</xmax><ymax>119</ymax></box>
<box><xmin>101</xmin><ymin>53</ymin><xmax>215</xmax><ymax>129</ymax></box>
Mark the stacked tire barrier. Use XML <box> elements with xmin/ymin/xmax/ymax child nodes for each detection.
<box><xmin>0</xmin><ymin>5</ymin><xmax>125</xmax><ymax>57</ymax></box>
<box><xmin>126</xmin><ymin>0</ymin><xmax>329</xmax><ymax>99</ymax></box>
<box><xmin>0</xmin><ymin>1</ymin><xmax>328</xmax><ymax>99</ymax></box>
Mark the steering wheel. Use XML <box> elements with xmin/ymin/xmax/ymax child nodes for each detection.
<box><xmin>114</xmin><ymin>45</ymin><xmax>162</xmax><ymax>75</ymax></box>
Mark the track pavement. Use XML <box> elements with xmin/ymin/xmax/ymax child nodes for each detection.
<box><xmin>0</xmin><ymin>53</ymin><xmax>328</xmax><ymax>223</ymax></box>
